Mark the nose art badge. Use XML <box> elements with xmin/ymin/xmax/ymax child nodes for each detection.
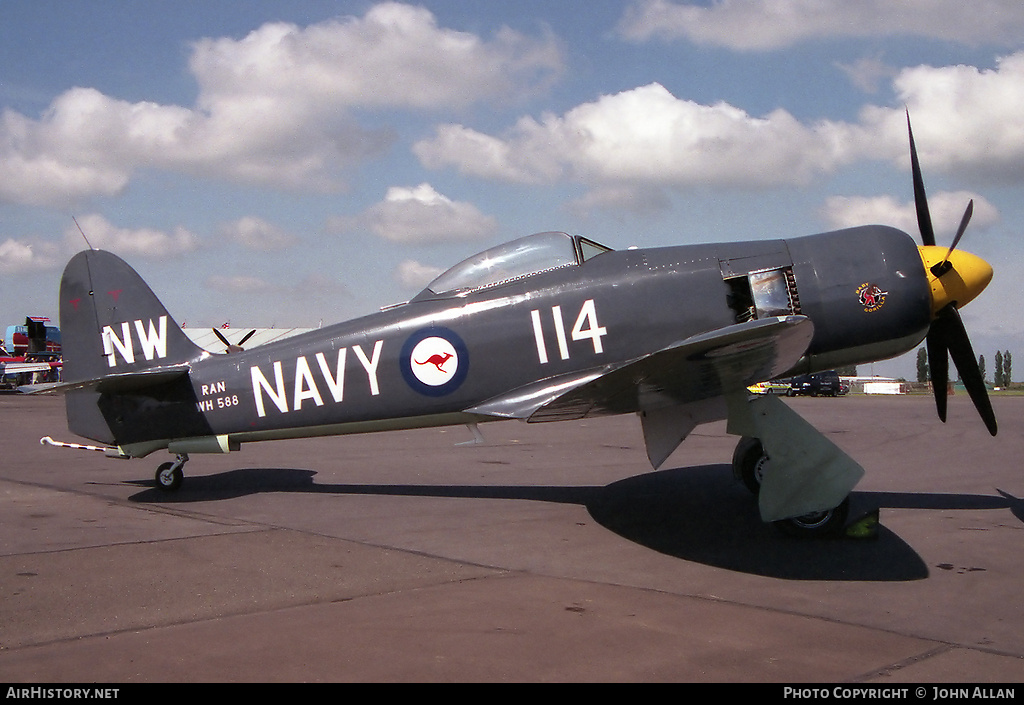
<box><xmin>856</xmin><ymin>282</ymin><xmax>888</xmax><ymax>312</ymax></box>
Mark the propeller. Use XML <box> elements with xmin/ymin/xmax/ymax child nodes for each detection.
<box><xmin>213</xmin><ymin>327</ymin><xmax>256</xmax><ymax>353</ymax></box>
<box><xmin>907</xmin><ymin>111</ymin><xmax>997</xmax><ymax>435</ymax></box>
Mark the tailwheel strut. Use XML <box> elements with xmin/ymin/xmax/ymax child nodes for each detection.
<box><xmin>155</xmin><ymin>454</ymin><xmax>188</xmax><ymax>492</ymax></box>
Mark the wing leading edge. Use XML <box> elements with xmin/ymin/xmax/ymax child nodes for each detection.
<box><xmin>467</xmin><ymin>315</ymin><xmax>814</xmax><ymax>423</ymax></box>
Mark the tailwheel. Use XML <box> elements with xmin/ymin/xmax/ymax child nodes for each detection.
<box><xmin>773</xmin><ymin>497</ymin><xmax>850</xmax><ymax>538</ymax></box>
<box><xmin>155</xmin><ymin>454</ymin><xmax>187</xmax><ymax>492</ymax></box>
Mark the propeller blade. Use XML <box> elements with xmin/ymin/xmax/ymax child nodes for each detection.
<box><xmin>239</xmin><ymin>329</ymin><xmax>257</xmax><ymax>346</ymax></box>
<box><xmin>934</xmin><ymin>199</ymin><xmax>974</xmax><ymax>276</ymax></box>
<box><xmin>907</xmin><ymin>111</ymin><xmax>936</xmax><ymax>247</ymax></box>
<box><xmin>213</xmin><ymin>328</ymin><xmax>230</xmax><ymax>347</ymax></box>
<box><xmin>948</xmin><ymin>199</ymin><xmax>973</xmax><ymax>256</ymax></box>
<box><xmin>937</xmin><ymin>304</ymin><xmax>998</xmax><ymax>436</ymax></box>
<box><xmin>926</xmin><ymin>328</ymin><xmax>949</xmax><ymax>423</ymax></box>
<box><xmin>909</xmin><ymin>113</ymin><xmax>995</xmax><ymax>436</ymax></box>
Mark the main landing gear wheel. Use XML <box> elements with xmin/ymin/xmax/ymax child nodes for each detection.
<box><xmin>155</xmin><ymin>454</ymin><xmax>188</xmax><ymax>492</ymax></box>
<box><xmin>732</xmin><ymin>436</ymin><xmax>850</xmax><ymax>538</ymax></box>
<box><xmin>732</xmin><ymin>436</ymin><xmax>767</xmax><ymax>495</ymax></box>
<box><xmin>773</xmin><ymin>497</ymin><xmax>850</xmax><ymax>538</ymax></box>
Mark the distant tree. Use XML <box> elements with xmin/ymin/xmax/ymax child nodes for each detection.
<box><xmin>995</xmin><ymin>351</ymin><xmax>1004</xmax><ymax>387</ymax></box>
<box><xmin>836</xmin><ymin>364</ymin><xmax>857</xmax><ymax>376</ymax></box>
<box><xmin>916</xmin><ymin>347</ymin><xmax>929</xmax><ymax>384</ymax></box>
<box><xmin>979</xmin><ymin>354</ymin><xmax>986</xmax><ymax>384</ymax></box>
<box><xmin>1005</xmin><ymin>350</ymin><xmax>1012</xmax><ymax>386</ymax></box>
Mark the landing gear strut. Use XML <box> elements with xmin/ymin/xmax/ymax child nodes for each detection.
<box><xmin>155</xmin><ymin>454</ymin><xmax>188</xmax><ymax>491</ymax></box>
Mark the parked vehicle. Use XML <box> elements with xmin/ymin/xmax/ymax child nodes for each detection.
<box><xmin>787</xmin><ymin>370</ymin><xmax>842</xmax><ymax>397</ymax></box>
<box><xmin>747</xmin><ymin>381</ymin><xmax>790</xmax><ymax>394</ymax></box>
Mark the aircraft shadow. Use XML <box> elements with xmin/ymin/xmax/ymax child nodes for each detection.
<box><xmin>587</xmin><ymin>467</ymin><xmax>1020</xmax><ymax>582</ymax></box>
<box><xmin>126</xmin><ymin>464</ymin><xmax>1022</xmax><ymax>582</ymax></box>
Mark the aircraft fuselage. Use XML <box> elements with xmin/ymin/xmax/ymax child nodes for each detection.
<box><xmin>78</xmin><ymin>224</ymin><xmax>930</xmax><ymax>456</ymax></box>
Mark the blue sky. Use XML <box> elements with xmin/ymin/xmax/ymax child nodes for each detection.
<box><xmin>2</xmin><ymin>1</ymin><xmax>1023</xmax><ymax>379</ymax></box>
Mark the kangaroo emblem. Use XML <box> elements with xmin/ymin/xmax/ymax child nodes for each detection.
<box><xmin>405</xmin><ymin>332</ymin><xmax>466</xmax><ymax>394</ymax></box>
<box><xmin>414</xmin><ymin>352</ymin><xmax>453</xmax><ymax>372</ymax></box>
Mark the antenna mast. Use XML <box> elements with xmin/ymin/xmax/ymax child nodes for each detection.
<box><xmin>72</xmin><ymin>216</ymin><xmax>94</xmax><ymax>249</ymax></box>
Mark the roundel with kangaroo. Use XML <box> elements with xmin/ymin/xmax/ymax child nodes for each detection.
<box><xmin>400</xmin><ymin>327</ymin><xmax>469</xmax><ymax>396</ymax></box>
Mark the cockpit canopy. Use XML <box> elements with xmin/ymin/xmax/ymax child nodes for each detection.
<box><xmin>421</xmin><ymin>231</ymin><xmax>612</xmax><ymax>298</ymax></box>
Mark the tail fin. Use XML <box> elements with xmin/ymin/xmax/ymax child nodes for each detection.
<box><xmin>59</xmin><ymin>249</ymin><xmax>203</xmax><ymax>384</ymax></box>
<box><xmin>60</xmin><ymin>250</ymin><xmax>207</xmax><ymax>446</ymax></box>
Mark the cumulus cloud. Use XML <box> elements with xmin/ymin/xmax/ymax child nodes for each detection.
<box><xmin>0</xmin><ymin>3</ymin><xmax>562</xmax><ymax>207</ymax></box>
<box><xmin>0</xmin><ymin>238</ymin><xmax>63</xmax><ymax>274</ymax></box>
<box><xmin>835</xmin><ymin>53</ymin><xmax>898</xmax><ymax>94</ymax></box>
<box><xmin>64</xmin><ymin>213</ymin><xmax>199</xmax><ymax>258</ymax></box>
<box><xmin>220</xmin><ymin>216</ymin><xmax>297</xmax><ymax>250</ymax></box>
<box><xmin>394</xmin><ymin>259</ymin><xmax>443</xmax><ymax>290</ymax></box>
<box><xmin>190</xmin><ymin>3</ymin><xmax>562</xmax><ymax>112</ymax></box>
<box><xmin>868</xmin><ymin>53</ymin><xmax>1024</xmax><ymax>181</ymax></box>
<box><xmin>414</xmin><ymin>50</ymin><xmax>1024</xmax><ymax>215</ymax></box>
<box><xmin>617</xmin><ymin>0</ymin><xmax>1024</xmax><ymax>50</ymax></box>
<box><xmin>348</xmin><ymin>183</ymin><xmax>498</xmax><ymax>243</ymax></box>
<box><xmin>0</xmin><ymin>98</ymin><xmax>135</xmax><ymax>206</ymax></box>
<box><xmin>822</xmin><ymin>191</ymin><xmax>999</xmax><ymax>236</ymax></box>
<box><xmin>415</xmin><ymin>83</ymin><xmax>857</xmax><ymax>188</ymax></box>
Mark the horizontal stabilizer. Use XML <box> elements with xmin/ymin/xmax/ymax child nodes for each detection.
<box><xmin>1</xmin><ymin>362</ymin><xmax>58</xmax><ymax>375</ymax></box>
<box><xmin>42</xmin><ymin>365</ymin><xmax>192</xmax><ymax>395</ymax></box>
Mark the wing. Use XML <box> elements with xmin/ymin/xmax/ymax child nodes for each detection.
<box><xmin>468</xmin><ymin>315</ymin><xmax>813</xmax><ymax>422</ymax></box>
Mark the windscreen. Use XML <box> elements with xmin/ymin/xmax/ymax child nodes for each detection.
<box><xmin>427</xmin><ymin>231</ymin><xmax>580</xmax><ymax>295</ymax></box>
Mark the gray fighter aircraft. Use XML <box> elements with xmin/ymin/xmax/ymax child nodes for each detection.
<box><xmin>42</xmin><ymin>117</ymin><xmax>997</xmax><ymax>536</ymax></box>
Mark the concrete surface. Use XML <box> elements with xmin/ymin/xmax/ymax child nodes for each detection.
<box><xmin>1</xmin><ymin>393</ymin><xmax>1022</xmax><ymax>682</ymax></box>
